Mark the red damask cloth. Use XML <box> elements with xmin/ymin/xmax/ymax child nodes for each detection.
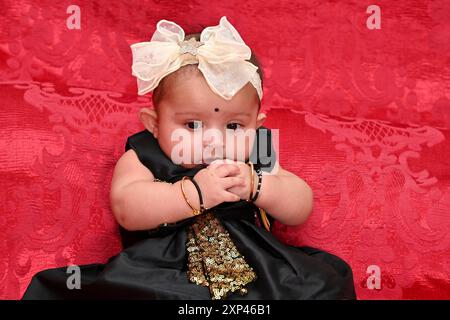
<box><xmin>0</xmin><ymin>0</ymin><xmax>449</xmax><ymax>299</ymax></box>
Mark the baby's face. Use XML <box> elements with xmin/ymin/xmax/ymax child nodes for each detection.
<box><xmin>154</xmin><ymin>71</ymin><xmax>264</xmax><ymax>168</ymax></box>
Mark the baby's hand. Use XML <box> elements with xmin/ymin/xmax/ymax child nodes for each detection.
<box><xmin>210</xmin><ymin>160</ymin><xmax>253</xmax><ymax>201</ymax></box>
<box><xmin>192</xmin><ymin>162</ymin><xmax>245</xmax><ymax>209</ymax></box>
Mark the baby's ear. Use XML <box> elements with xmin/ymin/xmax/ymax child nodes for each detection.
<box><xmin>139</xmin><ymin>107</ymin><xmax>159</xmax><ymax>138</ymax></box>
<box><xmin>256</xmin><ymin>113</ymin><xmax>266</xmax><ymax>128</ymax></box>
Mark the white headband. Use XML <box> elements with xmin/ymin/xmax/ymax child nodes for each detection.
<box><xmin>130</xmin><ymin>16</ymin><xmax>263</xmax><ymax>101</ymax></box>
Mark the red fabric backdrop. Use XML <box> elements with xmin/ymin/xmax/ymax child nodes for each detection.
<box><xmin>0</xmin><ymin>0</ymin><xmax>449</xmax><ymax>300</ymax></box>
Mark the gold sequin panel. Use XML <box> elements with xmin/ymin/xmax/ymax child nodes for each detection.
<box><xmin>186</xmin><ymin>211</ymin><xmax>257</xmax><ymax>300</ymax></box>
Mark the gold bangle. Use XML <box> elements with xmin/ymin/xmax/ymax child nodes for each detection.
<box><xmin>181</xmin><ymin>176</ymin><xmax>202</xmax><ymax>216</ymax></box>
<box><xmin>246</xmin><ymin>161</ymin><xmax>255</xmax><ymax>202</ymax></box>
<box><xmin>259</xmin><ymin>208</ymin><xmax>271</xmax><ymax>232</ymax></box>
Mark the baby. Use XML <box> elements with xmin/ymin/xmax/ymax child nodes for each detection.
<box><xmin>22</xmin><ymin>16</ymin><xmax>356</xmax><ymax>300</ymax></box>
<box><xmin>109</xmin><ymin>38</ymin><xmax>313</xmax><ymax>232</ymax></box>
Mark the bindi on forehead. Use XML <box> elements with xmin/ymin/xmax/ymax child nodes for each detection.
<box><xmin>214</xmin><ymin>107</ymin><xmax>219</xmax><ymax>112</ymax></box>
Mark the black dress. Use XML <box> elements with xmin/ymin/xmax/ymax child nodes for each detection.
<box><xmin>22</xmin><ymin>126</ymin><xmax>356</xmax><ymax>300</ymax></box>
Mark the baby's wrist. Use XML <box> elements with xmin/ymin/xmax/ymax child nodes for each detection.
<box><xmin>172</xmin><ymin>179</ymin><xmax>201</xmax><ymax>219</ymax></box>
<box><xmin>248</xmin><ymin>165</ymin><xmax>262</xmax><ymax>202</ymax></box>
<box><xmin>181</xmin><ymin>177</ymin><xmax>203</xmax><ymax>214</ymax></box>
<box><xmin>252</xmin><ymin>173</ymin><xmax>277</xmax><ymax>209</ymax></box>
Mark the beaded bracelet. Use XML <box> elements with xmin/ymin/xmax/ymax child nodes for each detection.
<box><xmin>251</xmin><ymin>166</ymin><xmax>263</xmax><ymax>202</ymax></box>
<box><xmin>246</xmin><ymin>162</ymin><xmax>262</xmax><ymax>203</ymax></box>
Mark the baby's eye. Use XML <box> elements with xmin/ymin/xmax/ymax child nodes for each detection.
<box><xmin>226</xmin><ymin>123</ymin><xmax>243</xmax><ymax>130</ymax></box>
<box><xmin>185</xmin><ymin>120</ymin><xmax>203</xmax><ymax>130</ymax></box>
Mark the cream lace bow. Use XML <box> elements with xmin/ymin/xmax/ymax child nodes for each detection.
<box><xmin>130</xmin><ymin>16</ymin><xmax>263</xmax><ymax>101</ymax></box>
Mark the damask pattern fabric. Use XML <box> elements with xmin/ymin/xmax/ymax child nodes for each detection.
<box><xmin>0</xmin><ymin>0</ymin><xmax>449</xmax><ymax>299</ymax></box>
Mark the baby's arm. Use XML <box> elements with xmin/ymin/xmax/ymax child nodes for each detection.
<box><xmin>110</xmin><ymin>149</ymin><xmax>201</xmax><ymax>231</ymax></box>
<box><xmin>110</xmin><ymin>149</ymin><xmax>244</xmax><ymax>231</ymax></box>
<box><xmin>254</xmin><ymin>164</ymin><xmax>313</xmax><ymax>226</ymax></box>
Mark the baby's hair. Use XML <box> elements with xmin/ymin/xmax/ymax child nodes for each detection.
<box><xmin>152</xmin><ymin>32</ymin><xmax>264</xmax><ymax>111</ymax></box>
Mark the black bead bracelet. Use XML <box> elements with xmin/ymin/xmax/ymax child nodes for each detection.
<box><xmin>251</xmin><ymin>166</ymin><xmax>263</xmax><ymax>202</ymax></box>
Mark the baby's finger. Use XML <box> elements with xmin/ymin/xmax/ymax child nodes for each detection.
<box><xmin>222</xmin><ymin>191</ymin><xmax>241</xmax><ymax>202</ymax></box>
<box><xmin>207</xmin><ymin>159</ymin><xmax>225</xmax><ymax>171</ymax></box>
<box><xmin>214</xmin><ymin>164</ymin><xmax>240</xmax><ymax>178</ymax></box>
<box><xmin>208</xmin><ymin>159</ymin><xmax>236</xmax><ymax>170</ymax></box>
<box><xmin>221</xmin><ymin>176</ymin><xmax>245</xmax><ymax>189</ymax></box>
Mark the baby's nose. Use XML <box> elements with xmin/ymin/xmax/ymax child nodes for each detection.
<box><xmin>202</xmin><ymin>136</ymin><xmax>225</xmax><ymax>162</ymax></box>
<box><xmin>202</xmin><ymin>130</ymin><xmax>224</xmax><ymax>148</ymax></box>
